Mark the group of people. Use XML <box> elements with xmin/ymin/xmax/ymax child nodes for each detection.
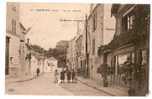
<box><xmin>54</xmin><ymin>68</ymin><xmax>76</xmax><ymax>84</ymax></box>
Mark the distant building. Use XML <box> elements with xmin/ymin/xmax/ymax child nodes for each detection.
<box><xmin>44</xmin><ymin>57</ymin><xmax>58</xmax><ymax>72</ymax></box>
<box><xmin>66</xmin><ymin>21</ymin><xmax>85</xmax><ymax>72</ymax></box>
<box><xmin>29</xmin><ymin>48</ymin><xmax>45</xmax><ymax>77</ymax></box>
<box><xmin>66</xmin><ymin>37</ymin><xmax>77</xmax><ymax>70</ymax></box>
<box><xmin>75</xmin><ymin>35</ymin><xmax>83</xmax><ymax>71</ymax></box>
<box><xmin>56</xmin><ymin>40</ymin><xmax>69</xmax><ymax>68</ymax></box>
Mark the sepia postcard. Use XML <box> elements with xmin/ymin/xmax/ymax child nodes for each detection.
<box><xmin>5</xmin><ymin>2</ymin><xmax>150</xmax><ymax>96</ymax></box>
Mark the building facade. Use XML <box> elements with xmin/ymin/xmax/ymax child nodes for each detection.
<box><xmin>56</xmin><ymin>40</ymin><xmax>69</xmax><ymax>68</ymax></box>
<box><xmin>29</xmin><ymin>48</ymin><xmax>45</xmax><ymax>77</ymax></box>
<box><xmin>98</xmin><ymin>4</ymin><xmax>150</xmax><ymax>95</ymax></box>
<box><xmin>6</xmin><ymin>3</ymin><xmax>28</xmax><ymax>78</ymax></box>
<box><xmin>86</xmin><ymin>4</ymin><xmax>115</xmax><ymax>83</ymax></box>
<box><xmin>44</xmin><ymin>57</ymin><xmax>58</xmax><ymax>72</ymax></box>
<box><xmin>111</xmin><ymin>4</ymin><xmax>150</xmax><ymax>96</ymax></box>
<box><xmin>66</xmin><ymin>37</ymin><xmax>77</xmax><ymax>70</ymax></box>
<box><xmin>75</xmin><ymin>35</ymin><xmax>83</xmax><ymax>72</ymax></box>
<box><xmin>66</xmin><ymin>21</ymin><xmax>85</xmax><ymax>74</ymax></box>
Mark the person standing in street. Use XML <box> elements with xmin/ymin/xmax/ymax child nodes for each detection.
<box><xmin>36</xmin><ymin>68</ymin><xmax>40</xmax><ymax>77</ymax></box>
<box><xmin>60</xmin><ymin>69</ymin><xmax>65</xmax><ymax>83</ymax></box>
<box><xmin>54</xmin><ymin>69</ymin><xmax>59</xmax><ymax>83</ymax></box>
<box><xmin>66</xmin><ymin>69</ymin><xmax>71</xmax><ymax>83</ymax></box>
<box><xmin>71</xmin><ymin>69</ymin><xmax>76</xmax><ymax>83</ymax></box>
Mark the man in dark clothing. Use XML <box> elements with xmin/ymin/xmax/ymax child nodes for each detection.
<box><xmin>66</xmin><ymin>69</ymin><xmax>71</xmax><ymax>83</ymax></box>
<box><xmin>60</xmin><ymin>69</ymin><xmax>65</xmax><ymax>83</ymax></box>
<box><xmin>36</xmin><ymin>68</ymin><xmax>40</xmax><ymax>77</ymax></box>
<box><xmin>71</xmin><ymin>69</ymin><xmax>75</xmax><ymax>83</ymax></box>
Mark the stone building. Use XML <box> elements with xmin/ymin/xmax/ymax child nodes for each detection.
<box><xmin>66</xmin><ymin>37</ymin><xmax>77</xmax><ymax>70</ymax></box>
<box><xmin>75</xmin><ymin>35</ymin><xmax>83</xmax><ymax>72</ymax></box>
<box><xmin>86</xmin><ymin>4</ymin><xmax>115</xmax><ymax>83</ymax></box>
<box><xmin>66</xmin><ymin>22</ymin><xmax>85</xmax><ymax>73</ymax></box>
<box><xmin>98</xmin><ymin>4</ymin><xmax>150</xmax><ymax>95</ymax></box>
<box><xmin>79</xmin><ymin>24</ymin><xmax>87</xmax><ymax>76</ymax></box>
<box><xmin>6</xmin><ymin>3</ymin><xmax>28</xmax><ymax>78</ymax></box>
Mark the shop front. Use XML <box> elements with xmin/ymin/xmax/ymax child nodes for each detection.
<box><xmin>110</xmin><ymin>45</ymin><xmax>135</xmax><ymax>88</ymax></box>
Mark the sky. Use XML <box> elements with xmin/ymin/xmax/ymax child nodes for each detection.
<box><xmin>20</xmin><ymin>3</ymin><xmax>90</xmax><ymax>50</ymax></box>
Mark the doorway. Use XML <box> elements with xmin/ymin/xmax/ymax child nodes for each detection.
<box><xmin>5</xmin><ymin>36</ymin><xmax>10</xmax><ymax>75</ymax></box>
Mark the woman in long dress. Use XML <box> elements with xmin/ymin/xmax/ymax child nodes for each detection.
<box><xmin>54</xmin><ymin>69</ymin><xmax>59</xmax><ymax>83</ymax></box>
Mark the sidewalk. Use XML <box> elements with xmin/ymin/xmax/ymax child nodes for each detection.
<box><xmin>77</xmin><ymin>76</ymin><xmax>128</xmax><ymax>96</ymax></box>
<box><xmin>5</xmin><ymin>74</ymin><xmax>36</xmax><ymax>84</ymax></box>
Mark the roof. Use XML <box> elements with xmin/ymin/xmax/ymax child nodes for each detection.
<box><xmin>98</xmin><ymin>44</ymin><xmax>111</xmax><ymax>55</ymax></box>
<box><xmin>98</xmin><ymin>30</ymin><xmax>144</xmax><ymax>56</ymax></box>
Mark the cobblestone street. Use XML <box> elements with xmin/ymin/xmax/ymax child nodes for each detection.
<box><xmin>5</xmin><ymin>72</ymin><xmax>109</xmax><ymax>96</ymax></box>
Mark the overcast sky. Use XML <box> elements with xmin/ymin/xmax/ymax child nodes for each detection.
<box><xmin>20</xmin><ymin>3</ymin><xmax>90</xmax><ymax>50</ymax></box>
<box><xmin>19</xmin><ymin>3</ymin><xmax>115</xmax><ymax>50</ymax></box>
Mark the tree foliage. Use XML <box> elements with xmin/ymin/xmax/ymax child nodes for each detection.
<box><xmin>30</xmin><ymin>44</ymin><xmax>46</xmax><ymax>54</ymax></box>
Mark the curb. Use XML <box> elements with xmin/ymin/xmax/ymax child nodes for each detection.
<box><xmin>16</xmin><ymin>73</ymin><xmax>44</xmax><ymax>83</ymax></box>
<box><xmin>16</xmin><ymin>76</ymin><xmax>36</xmax><ymax>83</ymax></box>
<box><xmin>77</xmin><ymin>78</ymin><xmax>115</xmax><ymax>96</ymax></box>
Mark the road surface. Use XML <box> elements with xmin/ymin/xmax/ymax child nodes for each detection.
<box><xmin>6</xmin><ymin>72</ymin><xmax>109</xmax><ymax>96</ymax></box>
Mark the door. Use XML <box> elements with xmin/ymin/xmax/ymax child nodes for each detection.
<box><xmin>5</xmin><ymin>36</ymin><xmax>10</xmax><ymax>75</ymax></box>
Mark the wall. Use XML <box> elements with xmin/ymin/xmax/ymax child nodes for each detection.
<box><xmin>7</xmin><ymin>33</ymin><xmax>20</xmax><ymax>77</ymax></box>
<box><xmin>6</xmin><ymin>3</ymin><xmax>28</xmax><ymax>78</ymax></box>
<box><xmin>103</xmin><ymin>5</ymin><xmax>115</xmax><ymax>45</ymax></box>
<box><xmin>88</xmin><ymin>4</ymin><xmax>104</xmax><ymax>81</ymax></box>
<box><xmin>6</xmin><ymin>3</ymin><xmax>20</xmax><ymax>36</ymax></box>
<box><xmin>30</xmin><ymin>55</ymin><xmax>38</xmax><ymax>76</ymax></box>
<box><xmin>87</xmin><ymin>4</ymin><xmax>115</xmax><ymax>85</ymax></box>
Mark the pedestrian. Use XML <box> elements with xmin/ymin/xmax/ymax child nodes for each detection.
<box><xmin>36</xmin><ymin>68</ymin><xmax>40</xmax><ymax>77</ymax></box>
<box><xmin>60</xmin><ymin>69</ymin><xmax>65</xmax><ymax>83</ymax></box>
<box><xmin>54</xmin><ymin>69</ymin><xmax>59</xmax><ymax>83</ymax></box>
<box><xmin>66</xmin><ymin>69</ymin><xmax>71</xmax><ymax>83</ymax></box>
<box><xmin>71</xmin><ymin>69</ymin><xmax>76</xmax><ymax>83</ymax></box>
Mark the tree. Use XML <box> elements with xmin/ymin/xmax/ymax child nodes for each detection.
<box><xmin>30</xmin><ymin>44</ymin><xmax>46</xmax><ymax>54</ymax></box>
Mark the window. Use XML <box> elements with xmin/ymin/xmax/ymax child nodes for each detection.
<box><xmin>122</xmin><ymin>13</ymin><xmax>135</xmax><ymax>31</ymax></box>
<box><xmin>131</xmin><ymin>52</ymin><xmax>135</xmax><ymax>63</ymax></box>
<box><xmin>118</xmin><ymin>54</ymin><xmax>128</xmax><ymax>65</ymax></box>
<box><xmin>122</xmin><ymin>16</ymin><xmax>128</xmax><ymax>31</ymax></box>
<box><xmin>141</xmin><ymin>50</ymin><xmax>148</xmax><ymax>65</ymax></box>
<box><xmin>127</xmin><ymin>15</ymin><xmax>135</xmax><ymax>30</ymax></box>
<box><xmin>93</xmin><ymin>12</ymin><xmax>97</xmax><ymax>32</ymax></box>
<box><xmin>12</xmin><ymin>19</ymin><xmax>16</xmax><ymax>34</ymax></box>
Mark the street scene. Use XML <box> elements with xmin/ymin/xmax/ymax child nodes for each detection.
<box><xmin>6</xmin><ymin>72</ymin><xmax>110</xmax><ymax>96</ymax></box>
<box><xmin>6</xmin><ymin>3</ymin><xmax>150</xmax><ymax>96</ymax></box>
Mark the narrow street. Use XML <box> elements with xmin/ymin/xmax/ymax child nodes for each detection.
<box><xmin>6</xmin><ymin>72</ymin><xmax>109</xmax><ymax>96</ymax></box>
<box><xmin>5</xmin><ymin>3</ymin><xmax>150</xmax><ymax>96</ymax></box>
